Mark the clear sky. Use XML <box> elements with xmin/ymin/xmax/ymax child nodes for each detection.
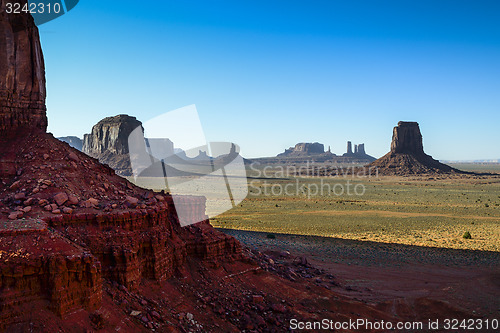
<box><xmin>39</xmin><ymin>0</ymin><xmax>500</xmax><ymax>160</ymax></box>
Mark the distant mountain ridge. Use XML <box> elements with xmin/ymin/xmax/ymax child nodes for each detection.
<box><xmin>443</xmin><ymin>159</ymin><xmax>500</xmax><ymax>164</ymax></box>
<box><xmin>57</xmin><ymin>136</ymin><xmax>83</xmax><ymax>151</ymax></box>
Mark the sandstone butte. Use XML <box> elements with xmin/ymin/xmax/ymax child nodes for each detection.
<box><xmin>368</xmin><ymin>121</ymin><xmax>461</xmax><ymax>176</ymax></box>
<box><xmin>0</xmin><ymin>2</ymin><xmax>472</xmax><ymax>332</ymax></box>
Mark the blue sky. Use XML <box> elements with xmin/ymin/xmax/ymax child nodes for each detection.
<box><xmin>39</xmin><ymin>0</ymin><xmax>500</xmax><ymax>159</ymax></box>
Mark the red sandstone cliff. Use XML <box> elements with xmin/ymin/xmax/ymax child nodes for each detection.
<box><xmin>0</xmin><ymin>0</ymin><xmax>47</xmax><ymax>135</ymax></box>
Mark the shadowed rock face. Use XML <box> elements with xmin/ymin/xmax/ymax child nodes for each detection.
<box><xmin>0</xmin><ymin>0</ymin><xmax>47</xmax><ymax>136</ymax></box>
<box><xmin>82</xmin><ymin>115</ymin><xmax>143</xmax><ymax>175</ymax></box>
<box><xmin>278</xmin><ymin>142</ymin><xmax>325</xmax><ymax>157</ymax></box>
<box><xmin>390</xmin><ymin>121</ymin><xmax>424</xmax><ymax>154</ymax></box>
<box><xmin>83</xmin><ymin>115</ymin><xmax>142</xmax><ymax>156</ymax></box>
<box><xmin>347</xmin><ymin>141</ymin><xmax>353</xmax><ymax>154</ymax></box>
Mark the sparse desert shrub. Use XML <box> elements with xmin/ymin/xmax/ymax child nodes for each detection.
<box><xmin>267</xmin><ymin>233</ymin><xmax>276</xmax><ymax>239</ymax></box>
<box><xmin>463</xmin><ymin>231</ymin><xmax>472</xmax><ymax>239</ymax></box>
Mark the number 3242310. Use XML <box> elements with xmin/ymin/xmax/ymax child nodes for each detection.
<box><xmin>5</xmin><ymin>2</ymin><xmax>62</xmax><ymax>14</ymax></box>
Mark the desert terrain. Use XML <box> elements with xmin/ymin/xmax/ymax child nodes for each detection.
<box><xmin>205</xmin><ymin>163</ymin><xmax>500</xmax><ymax>322</ymax></box>
<box><xmin>212</xmin><ymin>164</ymin><xmax>500</xmax><ymax>252</ymax></box>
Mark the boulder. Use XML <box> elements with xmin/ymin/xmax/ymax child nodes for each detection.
<box><xmin>54</xmin><ymin>192</ymin><xmax>68</xmax><ymax>206</ymax></box>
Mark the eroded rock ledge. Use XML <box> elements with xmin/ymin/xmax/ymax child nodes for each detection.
<box><xmin>1</xmin><ymin>194</ymin><xmax>241</xmax><ymax>326</ymax></box>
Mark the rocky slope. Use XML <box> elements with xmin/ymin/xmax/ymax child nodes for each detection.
<box><xmin>369</xmin><ymin>121</ymin><xmax>460</xmax><ymax>175</ymax></box>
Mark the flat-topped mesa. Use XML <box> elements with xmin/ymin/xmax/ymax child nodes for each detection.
<box><xmin>390</xmin><ymin>121</ymin><xmax>424</xmax><ymax>155</ymax></box>
<box><xmin>83</xmin><ymin>114</ymin><xmax>142</xmax><ymax>156</ymax></box>
<box><xmin>278</xmin><ymin>142</ymin><xmax>325</xmax><ymax>157</ymax></box>
<box><xmin>82</xmin><ymin>114</ymin><xmax>144</xmax><ymax>176</ymax></box>
<box><xmin>0</xmin><ymin>0</ymin><xmax>47</xmax><ymax>136</ymax></box>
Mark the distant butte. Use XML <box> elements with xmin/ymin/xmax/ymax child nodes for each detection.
<box><xmin>82</xmin><ymin>114</ymin><xmax>142</xmax><ymax>176</ymax></box>
<box><xmin>369</xmin><ymin>121</ymin><xmax>461</xmax><ymax>175</ymax></box>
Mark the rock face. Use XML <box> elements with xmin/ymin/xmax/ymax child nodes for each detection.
<box><xmin>57</xmin><ymin>136</ymin><xmax>83</xmax><ymax>151</ymax></box>
<box><xmin>0</xmin><ymin>131</ymin><xmax>243</xmax><ymax>326</ymax></box>
<box><xmin>278</xmin><ymin>142</ymin><xmax>325</xmax><ymax>157</ymax></box>
<box><xmin>369</xmin><ymin>121</ymin><xmax>459</xmax><ymax>175</ymax></box>
<box><xmin>83</xmin><ymin>115</ymin><xmax>141</xmax><ymax>156</ymax></box>
<box><xmin>346</xmin><ymin>141</ymin><xmax>353</xmax><ymax>154</ymax></box>
<box><xmin>83</xmin><ymin>115</ymin><xmax>142</xmax><ymax>175</ymax></box>
<box><xmin>343</xmin><ymin>141</ymin><xmax>373</xmax><ymax>160</ymax></box>
<box><xmin>0</xmin><ymin>0</ymin><xmax>47</xmax><ymax>136</ymax></box>
<box><xmin>357</xmin><ymin>143</ymin><xmax>366</xmax><ymax>155</ymax></box>
<box><xmin>390</xmin><ymin>121</ymin><xmax>424</xmax><ymax>154</ymax></box>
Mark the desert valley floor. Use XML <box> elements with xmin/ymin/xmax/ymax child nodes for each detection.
<box><xmin>209</xmin><ymin>165</ymin><xmax>500</xmax><ymax>323</ymax></box>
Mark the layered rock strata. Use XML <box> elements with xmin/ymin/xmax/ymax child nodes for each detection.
<box><xmin>0</xmin><ymin>130</ymin><xmax>242</xmax><ymax>326</ymax></box>
<box><xmin>0</xmin><ymin>0</ymin><xmax>47</xmax><ymax>136</ymax></box>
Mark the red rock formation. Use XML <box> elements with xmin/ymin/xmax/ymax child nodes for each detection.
<box><xmin>0</xmin><ymin>3</ymin><xmax>241</xmax><ymax>326</ymax></box>
<box><xmin>0</xmin><ymin>132</ymin><xmax>241</xmax><ymax>325</ymax></box>
<box><xmin>390</xmin><ymin>121</ymin><xmax>424</xmax><ymax>154</ymax></box>
<box><xmin>0</xmin><ymin>0</ymin><xmax>47</xmax><ymax>136</ymax></box>
<box><xmin>278</xmin><ymin>142</ymin><xmax>325</xmax><ymax>157</ymax></box>
<box><xmin>0</xmin><ymin>220</ymin><xmax>101</xmax><ymax>321</ymax></box>
<box><xmin>369</xmin><ymin>121</ymin><xmax>460</xmax><ymax>175</ymax></box>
